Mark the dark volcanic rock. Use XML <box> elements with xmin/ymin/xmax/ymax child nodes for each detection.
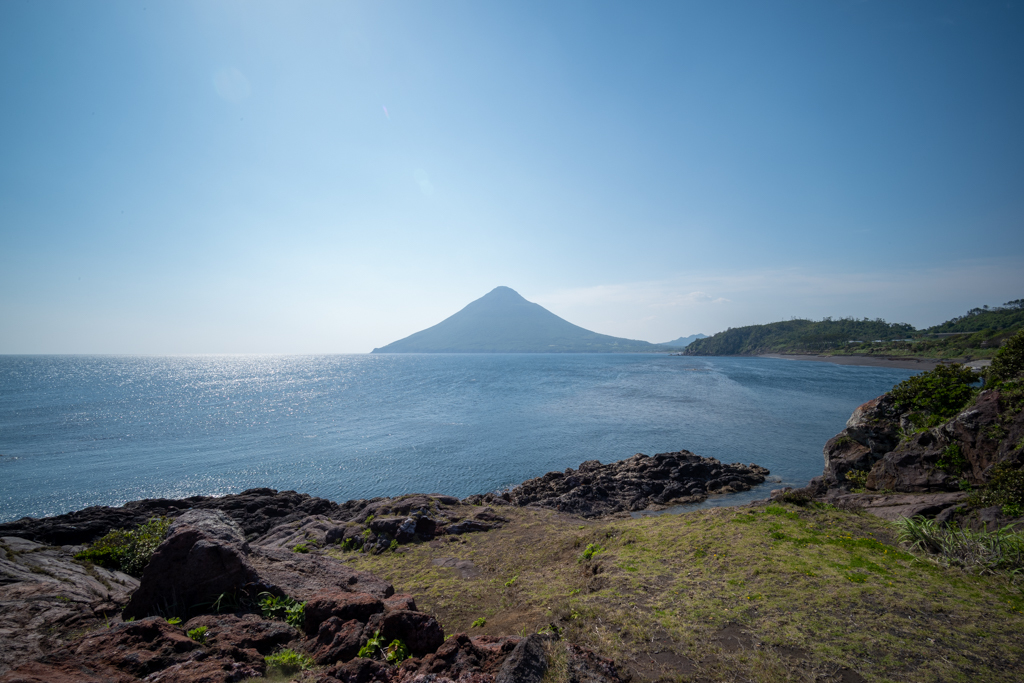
<box><xmin>780</xmin><ymin>383</ymin><xmax>1024</xmax><ymax>528</ymax></box>
<box><xmin>495</xmin><ymin>634</ymin><xmax>548</xmax><ymax>683</ymax></box>
<box><xmin>122</xmin><ymin>510</ymin><xmax>261</xmax><ymax>620</ymax></box>
<box><xmin>507</xmin><ymin>451</ymin><xmax>770</xmax><ymax>517</ymax></box>
<box><xmin>0</xmin><ymin>488</ymin><xmax>346</xmax><ymax>546</ymax></box>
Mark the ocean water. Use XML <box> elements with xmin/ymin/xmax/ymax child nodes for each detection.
<box><xmin>0</xmin><ymin>354</ymin><xmax>915</xmax><ymax>523</ymax></box>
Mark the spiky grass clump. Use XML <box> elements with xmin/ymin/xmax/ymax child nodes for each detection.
<box><xmin>894</xmin><ymin>515</ymin><xmax>1024</xmax><ymax>573</ymax></box>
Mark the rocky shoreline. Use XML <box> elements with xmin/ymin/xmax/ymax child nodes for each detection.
<box><xmin>0</xmin><ymin>448</ymin><xmax>769</xmax><ymax>683</ymax></box>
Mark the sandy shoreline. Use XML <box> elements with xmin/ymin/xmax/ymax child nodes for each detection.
<box><xmin>758</xmin><ymin>353</ymin><xmax>948</xmax><ymax>370</ymax></box>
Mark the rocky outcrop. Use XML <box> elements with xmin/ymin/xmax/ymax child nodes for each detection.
<box><xmin>0</xmin><ymin>536</ymin><xmax>139</xmax><ymax>677</ymax></box>
<box><xmin>0</xmin><ymin>506</ymin><xmax>627</xmax><ymax>683</ymax></box>
<box><xmin>780</xmin><ymin>386</ymin><xmax>1024</xmax><ymax>526</ymax></box>
<box><xmin>507</xmin><ymin>451</ymin><xmax>770</xmax><ymax>516</ymax></box>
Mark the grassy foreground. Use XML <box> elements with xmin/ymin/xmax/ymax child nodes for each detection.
<box><xmin>333</xmin><ymin>501</ymin><xmax>1024</xmax><ymax>683</ymax></box>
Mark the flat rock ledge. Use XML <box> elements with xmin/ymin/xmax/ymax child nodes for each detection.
<box><xmin>502</xmin><ymin>450</ymin><xmax>771</xmax><ymax>517</ymax></box>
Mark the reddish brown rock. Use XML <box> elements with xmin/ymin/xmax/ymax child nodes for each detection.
<box><xmin>180</xmin><ymin>613</ymin><xmax>299</xmax><ymax>654</ymax></box>
<box><xmin>380</xmin><ymin>610</ymin><xmax>445</xmax><ymax>657</ymax></box>
<box><xmin>382</xmin><ymin>593</ymin><xmax>417</xmax><ymax>613</ymax></box>
<box><xmin>304</xmin><ymin>591</ymin><xmax>384</xmax><ymax>634</ymax></box>
<box><xmin>307</xmin><ymin>617</ymin><xmax>365</xmax><ymax>665</ymax></box>
<box><xmin>323</xmin><ymin>657</ymin><xmax>395</xmax><ymax>682</ymax></box>
<box><xmin>122</xmin><ymin>510</ymin><xmax>259</xmax><ymax>620</ymax></box>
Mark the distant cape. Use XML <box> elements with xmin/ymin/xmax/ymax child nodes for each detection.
<box><xmin>371</xmin><ymin>286</ymin><xmax>661</xmax><ymax>353</ymax></box>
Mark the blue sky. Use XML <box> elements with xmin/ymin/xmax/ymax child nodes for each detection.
<box><xmin>1</xmin><ymin>0</ymin><xmax>1022</xmax><ymax>353</ymax></box>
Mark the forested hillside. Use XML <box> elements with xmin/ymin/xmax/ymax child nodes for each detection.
<box><xmin>685</xmin><ymin>300</ymin><xmax>1024</xmax><ymax>358</ymax></box>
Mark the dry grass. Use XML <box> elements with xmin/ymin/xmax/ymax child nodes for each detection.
<box><xmin>332</xmin><ymin>502</ymin><xmax>1024</xmax><ymax>682</ymax></box>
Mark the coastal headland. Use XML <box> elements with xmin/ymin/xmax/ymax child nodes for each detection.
<box><xmin>2</xmin><ymin>333</ymin><xmax>1023</xmax><ymax>682</ymax></box>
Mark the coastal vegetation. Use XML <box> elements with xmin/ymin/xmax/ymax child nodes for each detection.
<box><xmin>73</xmin><ymin>516</ymin><xmax>170</xmax><ymax>576</ymax></box>
<box><xmin>685</xmin><ymin>299</ymin><xmax>1024</xmax><ymax>359</ymax></box>
<box><xmin>336</xmin><ymin>501</ymin><xmax>1024</xmax><ymax>682</ymax></box>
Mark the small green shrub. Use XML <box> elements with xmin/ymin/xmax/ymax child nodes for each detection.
<box><xmin>292</xmin><ymin>543</ymin><xmax>309</xmax><ymax>553</ymax></box>
<box><xmin>891</xmin><ymin>364</ymin><xmax>981</xmax><ymax>419</ymax></box>
<box><xmin>265</xmin><ymin>649</ymin><xmax>314</xmax><ymax>675</ymax></box>
<box><xmin>258</xmin><ymin>592</ymin><xmax>306</xmax><ymax>628</ymax></box>
<box><xmin>340</xmin><ymin>537</ymin><xmax>358</xmax><ymax>552</ymax></box>
<box><xmin>844</xmin><ymin>469</ymin><xmax>869</xmax><ymax>491</ymax></box>
<box><xmin>74</xmin><ymin>516</ymin><xmax>171</xmax><ymax>577</ymax></box>
<box><xmin>471</xmin><ymin>617</ymin><xmax>486</xmax><ymax>628</ymax></box>
<box><xmin>968</xmin><ymin>462</ymin><xmax>1024</xmax><ymax>512</ymax></box>
<box><xmin>166</xmin><ymin>617</ymin><xmax>182</xmax><ymax>625</ymax></box>
<box><xmin>579</xmin><ymin>543</ymin><xmax>604</xmax><ymax>562</ymax></box>
<box><xmin>987</xmin><ymin>328</ymin><xmax>1024</xmax><ymax>385</ymax></box>
<box><xmin>187</xmin><ymin>625</ymin><xmax>208</xmax><ymax>644</ymax></box>
<box><xmin>937</xmin><ymin>443</ymin><xmax>969</xmax><ymax>474</ymax></box>
<box><xmin>504</xmin><ymin>574</ymin><xmax>518</xmax><ymax>587</ymax></box>
<box><xmin>389</xmin><ymin>539</ymin><xmax>399</xmax><ymax>551</ymax></box>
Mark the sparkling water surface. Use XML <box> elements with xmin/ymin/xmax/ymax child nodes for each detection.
<box><xmin>0</xmin><ymin>354</ymin><xmax>915</xmax><ymax>522</ymax></box>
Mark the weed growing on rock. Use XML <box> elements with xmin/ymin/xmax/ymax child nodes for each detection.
<box><xmin>359</xmin><ymin>629</ymin><xmax>384</xmax><ymax>658</ymax></box>
<box><xmin>74</xmin><ymin>516</ymin><xmax>171</xmax><ymax>576</ymax></box>
<box><xmin>186</xmin><ymin>625</ymin><xmax>208</xmax><ymax>644</ymax></box>
<box><xmin>843</xmin><ymin>469</ymin><xmax>869</xmax><ymax>492</ymax></box>
<box><xmin>385</xmin><ymin>638</ymin><xmax>410</xmax><ymax>664</ymax></box>
<box><xmin>937</xmin><ymin>443</ymin><xmax>969</xmax><ymax>474</ymax></box>
<box><xmin>264</xmin><ymin>649</ymin><xmax>314</xmax><ymax>675</ymax></box>
<box><xmin>471</xmin><ymin>617</ymin><xmax>486</xmax><ymax>627</ymax></box>
<box><xmin>292</xmin><ymin>542</ymin><xmax>309</xmax><ymax>553</ymax></box>
<box><xmin>389</xmin><ymin>539</ymin><xmax>399</xmax><ymax>551</ymax></box>
<box><xmin>258</xmin><ymin>592</ymin><xmax>305</xmax><ymax>628</ymax></box>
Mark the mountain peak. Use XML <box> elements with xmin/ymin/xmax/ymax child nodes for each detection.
<box><xmin>371</xmin><ymin>288</ymin><xmax>657</xmax><ymax>353</ymax></box>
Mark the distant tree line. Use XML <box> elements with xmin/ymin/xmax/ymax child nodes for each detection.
<box><xmin>683</xmin><ymin>300</ymin><xmax>1023</xmax><ymax>358</ymax></box>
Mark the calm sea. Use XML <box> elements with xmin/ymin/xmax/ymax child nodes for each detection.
<box><xmin>0</xmin><ymin>354</ymin><xmax>914</xmax><ymax>522</ymax></box>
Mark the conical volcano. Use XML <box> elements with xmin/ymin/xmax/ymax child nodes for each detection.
<box><xmin>371</xmin><ymin>286</ymin><xmax>658</xmax><ymax>353</ymax></box>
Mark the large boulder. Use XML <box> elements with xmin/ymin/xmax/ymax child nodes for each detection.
<box><xmin>122</xmin><ymin>510</ymin><xmax>260</xmax><ymax>620</ymax></box>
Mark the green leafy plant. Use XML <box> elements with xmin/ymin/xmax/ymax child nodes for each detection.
<box><xmin>187</xmin><ymin>625</ymin><xmax>208</xmax><ymax>644</ymax></box>
<box><xmin>937</xmin><ymin>443</ymin><xmax>969</xmax><ymax>474</ymax></box>
<box><xmin>265</xmin><ymin>649</ymin><xmax>314</xmax><ymax>675</ymax></box>
<box><xmin>504</xmin><ymin>574</ymin><xmax>518</xmax><ymax>587</ymax></box>
<box><xmin>891</xmin><ymin>363</ymin><xmax>981</xmax><ymax>419</ymax></box>
<box><xmin>166</xmin><ymin>617</ymin><xmax>182</xmax><ymax>625</ymax></box>
<box><xmin>258</xmin><ymin>592</ymin><xmax>306</xmax><ymax>628</ymax></box>
<box><xmin>340</xmin><ymin>537</ymin><xmax>358</xmax><ymax>552</ymax></box>
<box><xmin>74</xmin><ymin>516</ymin><xmax>171</xmax><ymax>577</ymax></box>
<box><xmin>292</xmin><ymin>542</ymin><xmax>309</xmax><ymax>553</ymax></box>
<box><xmin>471</xmin><ymin>617</ymin><xmax>486</xmax><ymax>628</ymax></box>
<box><xmin>389</xmin><ymin>539</ymin><xmax>399</xmax><ymax>551</ymax></box>
<box><xmin>579</xmin><ymin>543</ymin><xmax>605</xmax><ymax>562</ymax></box>
<box><xmin>358</xmin><ymin>629</ymin><xmax>386</xmax><ymax>659</ymax></box>
<box><xmin>385</xmin><ymin>638</ymin><xmax>410</xmax><ymax>664</ymax></box>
